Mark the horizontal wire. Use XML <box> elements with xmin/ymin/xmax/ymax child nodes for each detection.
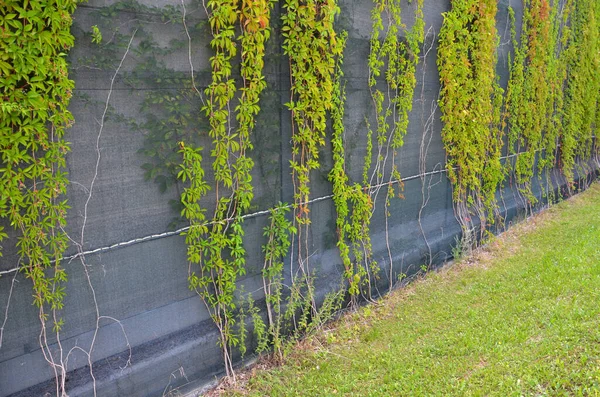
<box><xmin>0</xmin><ymin>143</ymin><xmax>588</xmax><ymax>276</ymax></box>
<box><xmin>0</xmin><ymin>164</ymin><xmax>449</xmax><ymax>275</ymax></box>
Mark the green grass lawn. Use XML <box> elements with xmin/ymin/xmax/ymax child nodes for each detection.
<box><xmin>225</xmin><ymin>183</ymin><xmax>600</xmax><ymax>396</ymax></box>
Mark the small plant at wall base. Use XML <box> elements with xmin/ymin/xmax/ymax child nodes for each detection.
<box><xmin>0</xmin><ymin>0</ymin><xmax>79</xmax><ymax>395</ymax></box>
<box><xmin>260</xmin><ymin>203</ymin><xmax>296</xmax><ymax>360</ymax></box>
<box><xmin>238</xmin><ymin>200</ymin><xmax>346</xmax><ymax>362</ymax></box>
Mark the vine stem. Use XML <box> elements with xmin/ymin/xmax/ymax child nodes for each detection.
<box><xmin>417</xmin><ymin>27</ymin><xmax>441</xmax><ymax>269</ymax></box>
<box><xmin>58</xmin><ymin>28</ymin><xmax>138</xmax><ymax>397</ymax></box>
<box><xmin>81</xmin><ymin>29</ymin><xmax>136</xmax><ymax>246</ymax></box>
<box><xmin>181</xmin><ymin>0</ymin><xmax>206</xmax><ymax>108</ymax></box>
<box><xmin>0</xmin><ymin>262</ymin><xmax>19</xmax><ymax>349</ymax></box>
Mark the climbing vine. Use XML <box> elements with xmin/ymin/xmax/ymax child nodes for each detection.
<box><xmin>437</xmin><ymin>0</ymin><xmax>504</xmax><ymax>247</ymax></box>
<box><xmin>504</xmin><ymin>0</ymin><xmax>600</xmax><ymax>200</ymax></box>
<box><xmin>0</xmin><ymin>0</ymin><xmax>79</xmax><ymax>394</ymax></box>
<box><xmin>329</xmin><ymin>30</ymin><xmax>374</xmax><ymax>306</ymax></box>
<box><xmin>259</xmin><ymin>203</ymin><xmax>296</xmax><ymax>359</ymax></box>
<box><xmin>505</xmin><ymin>0</ymin><xmax>554</xmax><ymax>204</ymax></box>
<box><xmin>366</xmin><ymin>0</ymin><xmax>424</xmax><ymax>191</ymax></box>
<box><xmin>560</xmin><ymin>0</ymin><xmax>600</xmax><ymax>184</ymax></box>
<box><xmin>362</xmin><ymin>0</ymin><xmax>424</xmax><ymax>285</ymax></box>
<box><xmin>536</xmin><ymin>0</ymin><xmax>566</xmax><ymax>182</ymax></box>
<box><xmin>0</xmin><ymin>0</ymin><xmax>77</xmax><ymax>343</ymax></box>
<box><xmin>180</xmin><ymin>0</ymin><xmax>274</xmax><ymax>379</ymax></box>
<box><xmin>281</xmin><ymin>0</ymin><xmax>344</xmax><ymax>310</ymax></box>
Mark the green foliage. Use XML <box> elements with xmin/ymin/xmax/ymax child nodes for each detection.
<box><xmin>178</xmin><ymin>142</ymin><xmax>210</xmax><ymax>248</ymax></box>
<box><xmin>243</xmin><ymin>203</ymin><xmax>344</xmax><ymax>361</ymax></box>
<box><xmin>450</xmin><ymin>235</ymin><xmax>464</xmax><ymax>261</ymax></box>
<box><xmin>560</xmin><ymin>0</ymin><xmax>600</xmax><ymax>184</ymax></box>
<box><xmin>91</xmin><ymin>25</ymin><xmax>102</xmax><ymax>44</ymax></box>
<box><xmin>438</xmin><ymin>0</ymin><xmax>504</xmax><ymax>243</ymax></box>
<box><xmin>504</xmin><ymin>0</ymin><xmax>600</xmax><ymax>199</ymax></box>
<box><xmin>284</xmin><ymin>277</ymin><xmax>345</xmax><ymax>345</ymax></box>
<box><xmin>178</xmin><ymin>0</ymin><xmax>275</xmax><ymax>378</ymax></box>
<box><xmin>439</xmin><ymin>0</ymin><xmax>600</xmax><ymax>249</ymax></box>
<box><xmin>261</xmin><ymin>203</ymin><xmax>296</xmax><ymax>359</ymax></box>
<box><xmin>0</xmin><ymin>0</ymin><xmax>78</xmax><ymax>328</ymax></box>
<box><xmin>361</xmin><ymin>0</ymin><xmax>424</xmax><ymax>293</ymax></box>
<box><xmin>282</xmin><ymin>0</ymin><xmax>343</xmax><ymax>223</ymax></box>
<box><xmin>237</xmin><ymin>292</ymin><xmax>269</xmax><ymax>358</ymax></box>
<box><xmin>366</xmin><ymin>0</ymin><xmax>424</xmax><ymax>189</ymax></box>
<box><xmin>536</xmin><ymin>0</ymin><xmax>565</xmax><ymax>176</ymax></box>
<box><xmin>281</xmin><ymin>0</ymin><xmax>344</xmax><ymax>327</ymax></box>
<box><xmin>505</xmin><ymin>0</ymin><xmax>555</xmax><ymax>203</ymax></box>
<box><xmin>329</xmin><ymin>32</ymin><xmax>374</xmax><ymax>303</ymax></box>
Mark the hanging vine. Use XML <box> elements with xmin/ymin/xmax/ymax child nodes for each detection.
<box><xmin>536</xmin><ymin>0</ymin><xmax>569</xmax><ymax>186</ymax></box>
<box><xmin>328</xmin><ymin>30</ymin><xmax>374</xmax><ymax>307</ymax></box>
<box><xmin>259</xmin><ymin>203</ymin><xmax>296</xmax><ymax>360</ymax></box>
<box><xmin>366</xmin><ymin>0</ymin><xmax>424</xmax><ymax>192</ymax></box>
<box><xmin>0</xmin><ymin>0</ymin><xmax>78</xmax><ymax>394</ymax></box>
<box><xmin>362</xmin><ymin>0</ymin><xmax>424</xmax><ymax>284</ymax></box>
<box><xmin>281</xmin><ymin>0</ymin><xmax>344</xmax><ymax>310</ymax></box>
<box><xmin>437</xmin><ymin>0</ymin><xmax>504</xmax><ymax>248</ymax></box>
<box><xmin>504</xmin><ymin>0</ymin><xmax>599</xmax><ymax>198</ymax></box>
<box><xmin>560</xmin><ymin>0</ymin><xmax>600</xmax><ymax>184</ymax></box>
<box><xmin>504</xmin><ymin>0</ymin><xmax>553</xmax><ymax>204</ymax></box>
<box><xmin>179</xmin><ymin>0</ymin><xmax>274</xmax><ymax>379</ymax></box>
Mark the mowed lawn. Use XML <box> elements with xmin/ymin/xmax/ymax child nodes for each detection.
<box><xmin>225</xmin><ymin>183</ymin><xmax>600</xmax><ymax>396</ymax></box>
